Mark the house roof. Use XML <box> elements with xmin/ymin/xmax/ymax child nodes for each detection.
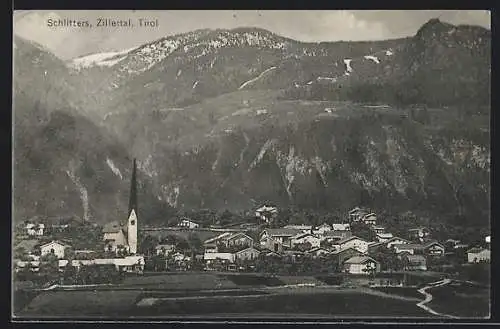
<box><xmin>467</xmin><ymin>247</ymin><xmax>490</xmax><ymax>253</ymax></box>
<box><xmin>377</xmin><ymin>233</ymin><xmax>394</xmax><ymax>238</ymax></box>
<box><xmin>348</xmin><ymin>207</ymin><xmax>367</xmax><ymax>214</ymax></box>
<box><xmin>331</xmin><ymin>223</ymin><xmax>350</xmax><ymax>230</ymax></box>
<box><xmin>422</xmin><ymin>241</ymin><xmax>444</xmax><ymax>249</ymax></box>
<box><xmin>408</xmin><ymin>227</ymin><xmax>429</xmax><ymax>231</ymax></box>
<box><xmin>332</xmin><ymin>247</ymin><xmax>365</xmax><ymax>255</ymax></box>
<box><xmin>344</xmin><ymin>256</ymin><xmax>379</xmax><ymax>264</ymax></box>
<box><xmin>307</xmin><ymin>247</ymin><xmax>330</xmax><ymax>253</ymax></box>
<box><xmin>39</xmin><ymin>240</ymin><xmax>71</xmax><ymax>248</ymax></box>
<box><xmin>337</xmin><ymin>236</ymin><xmax>367</xmax><ymax>245</ymax></box>
<box><xmin>386</xmin><ymin>237</ymin><xmax>411</xmax><ymax>244</ymax></box>
<box><xmin>362</xmin><ymin>213</ymin><xmax>377</xmax><ymax>219</ymax></box>
<box><xmin>324</xmin><ymin>230</ymin><xmax>351</xmax><ymax>237</ymax></box>
<box><xmin>262</xmin><ymin>228</ymin><xmax>302</xmax><ymax>237</ymax></box>
<box><xmin>102</xmin><ymin>221</ymin><xmax>126</xmax><ymax>234</ymax></box>
<box><xmin>235</xmin><ymin>247</ymin><xmax>260</xmax><ymax>254</ymax></box>
<box><xmin>292</xmin><ymin>232</ymin><xmax>319</xmax><ymax>240</ymax></box>
<box><xmin>392</xmin><ymin>243</ymin><xmax>422</xmax><ymax>249</ymax></box>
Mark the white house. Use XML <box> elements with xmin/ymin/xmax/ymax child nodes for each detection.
<box><xmin>422</xmin><ymin>241</ymin><xmax>445</xmax><ymax>257</ymax></box>
<box><xmin>392</xmin><ymin>244</ymin><xmax>422</xmax><ymax>255</ymax></box>
<box><xmin>291</xmin><ymin>233</ymin><xmax>321</xmax><ymax>249</ymax></box>
<box><xmin>348</xmin><ymin>207</ymin><xmax>368</xmax><ymax>222</ymax></box>
<box><xmin>178</xmin><ymin>218</ymin><xmax>200</xmax><ymax>229</ymax></box>
<box><xmin>343</xmin><ymin>256</ymin><xmax>381</xmax><ymax>275</ymax></box>
<box><xmin>26</xmin><ymin>223</ymin><xmax>45</xmax><ymax>237</ymax></box>
<box><xmin>376</xmin><ymin>232</ymin><xmax>394</xmax><ymax>243</ymax></box>
<box><xmin>386</xmin><ymin>237</ymin><xmax>411</xmax><ymax>249</ymax></box>
<box><xmin>203</xmin><ymin>252</ymin><xmax>235</xmax><ymax>263</ymax></box>
<box><xmin>260</xmin><ymin>228</ymin><xmax>302</xmax><ymax>248</ymax></box>
<box><xmin>65</xmin><ymin>255</ymin><xmax>145</xmax><ymax>273</ymax></box>
<box><xmin>259</xmin><ymin>236</ymin><xmax>283</xmax><ymax>253</ymax></box>
<box><xmin>336</xmin><ymin>236</ymin><xmax>370</xmax><ymax>253</ymax></box>
<box><xmin>235</xmin><ymin>247</ymin><xmax>261</xmax><ymax>261</ymax></box>
<box><xmin>467</xmin><ymin>247</ymin><xmax>491</xmax><ymax>263</ymax></box>
<box><xmin>40</xmin><ymin>241</ymin><xmax>71</xmax><ymax>259</ymax></box>
<box><xmin>255</xmin><ymin>205</ymin><xmax>278</xmax><ymax>223</ymax></box>
<box><xmin>331</xmin><ymin>223</ymin><xmax>351</xmax><ymax>231</ymax></box>
<box><xmin>312</xmin><ymin>223</ymin><xmax>331</xmax><ymax>235</ymax></box>
<box><xmin>155</xmin><ymin>244</ymin><xmax>175</xmax><ymax>256</ymax></box>
<box><xmin>102</xmin><ymin>209</ymin><xmax>138</xmax><ymax>255</ymax></box>
<box><xmin>372</xmin><ymin>226</ymin><xmax>385</xmax><ymax>234</ymax></box>
<box><xmin>284</xmin><ymin>224</ymin><xmax>312</xmax><ymax>233</ymax></box>
<box><xmin>362</xmin><ymin>213</ymin><xmax>377</xmax><ymax>226</ymax></box>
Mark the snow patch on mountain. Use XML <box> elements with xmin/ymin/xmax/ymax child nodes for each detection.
<box><xmin>364</xmin><ymin>55</ymin><xmax>380</xmax><ymax>64</ymax></box>
<box><xmin>238</xmin><ymin>66</ymin><xmax>277</xmax><ymax>90</ymax></box>
<box><xmin>344</xmin><ymin>59</ymin><xmax>353</xmax><ymax>73</ymax></box>
<box><xmin>70</xmin><ymin>47</ymin><xmax>137</xmax><ymax>69</ymax></box>
<box><xmin>65</xmin><ymin>169</ymin><xmax>90</xmax><ymax>221</ymax></box>
<box><xmin>106</xmin><ymin>158</ymin><xmax>123</xmax><ymax>179</ymax></box>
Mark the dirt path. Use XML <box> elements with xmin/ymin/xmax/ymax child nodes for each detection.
<box><xmin>416</xmin><ymin>279</ymin><xmax>459</xmax><ymax>319</ymax></box>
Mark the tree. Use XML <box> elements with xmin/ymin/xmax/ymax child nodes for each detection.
<box><xmin>39</xmin><ymin>253</ymin><xmax>59</xmax><ymax>283</ymax></box>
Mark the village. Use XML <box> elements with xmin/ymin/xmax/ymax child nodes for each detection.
<box><xmin>13</xmin><ymin>202</ymin><xmax>491</xmax><ymax>287</ymax></box>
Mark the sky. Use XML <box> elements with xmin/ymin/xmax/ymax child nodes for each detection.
<box><xmin>13</xmin><ymin>10</ymin><xmax>491</xmax><ymax>60</ymax></box>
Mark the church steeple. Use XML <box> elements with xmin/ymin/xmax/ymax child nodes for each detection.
<box><xmin>128</xmin><ymin>158</ymin><xmax>138</xmax><ymax>217</ymax></box>
<box><xmin>127</xmin><ymin>158</ymin><xmax>138</xmax><ymax>254</ymax></box>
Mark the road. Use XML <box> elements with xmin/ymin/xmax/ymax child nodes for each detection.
<box><xmin>416</xmin><ymin>279</ymin><xmax>459</xmax><ymax>319</ymax></box>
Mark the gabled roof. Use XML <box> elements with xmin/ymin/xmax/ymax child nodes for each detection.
<box><xmin>307</xmin><ymin>247</ymin><xmax>330</xmax><ymax>253</ymax></box>
<box><xmin>344</xmin><ymin>256</ymin><xmax>379</xmax><ymax>264</ymax></box>
<box><xmin>332</xmin><ymin>247</ymin><xmax>365</xmax><ymax>255</ymax></box>
<box><xmin>235</xmin><ymin>247</ymin><xmax>260</xmax><ymax>254</ymax></box>
<box><xmin>377</xmin><ymin>233</ymin><xmax>394</xmax><ymax>238</ymax></box>
<box><xmin>39</xmin><ymin>240</ymin><xmax>71</xmax><ymax>248</ymax></box>
<box><xmin>292</xmin><ymin>232</ymin><xmax>319</xmax><ymax>240</ymax></box>
<box><xmin>337</xmin><ymin>236</ymin><xmax>367</xmax><ymax>245</ymax></box>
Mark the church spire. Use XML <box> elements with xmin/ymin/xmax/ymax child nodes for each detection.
<box><xmin>128</xmin><ymin>158</ymin><xmax>138</xmax><ymax>217</ymax></box>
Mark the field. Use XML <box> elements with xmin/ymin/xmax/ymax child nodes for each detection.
<box><xmin>16</xmin><ymin>288</ymin><xmax>433</xmax><ymax>319</ymax></box>
<box><xmin>14</xmin><ymin>273</ymin><xmax>488</xmax><ymax>319</ymax></box>
<box><xmin>427</xmin><ymin>281</ymin><xmax>490</xmax><ymax>318</ymax></box>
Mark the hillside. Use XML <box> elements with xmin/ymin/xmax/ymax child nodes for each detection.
<box><xmin>12</xmin><ymin>19</ymin><xmax>491</xmax><ymax>228</ymax></box>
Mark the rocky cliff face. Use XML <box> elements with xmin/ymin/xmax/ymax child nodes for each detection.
<box><xmin>12</xmin><ymin>20</ymin><xmax>490</xmax><ymax>227</ymax></box>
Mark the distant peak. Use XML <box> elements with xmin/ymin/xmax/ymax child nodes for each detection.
<box><xmin>416</xmin><ymin>18</ymin><xmax>455</xmax><ymax>38</ymax></box>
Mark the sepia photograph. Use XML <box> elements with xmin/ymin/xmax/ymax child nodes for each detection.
<box><xmin>12</xmin><ymin>9</ymin><xmax>491</xmax><ymax>320</ymax></box>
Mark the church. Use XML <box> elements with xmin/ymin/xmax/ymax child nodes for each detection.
<box><xmin>102</xmin><ymin>159</ymin><xmax>138</xmax><ymax>255</ymax></box>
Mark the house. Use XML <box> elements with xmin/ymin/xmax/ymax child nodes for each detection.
<box><xmin>422</xmin><ymin>241</ymin><xmax>445</xmax><ymax>257</ymax></box>
<box><xmin>177</xmin><ymin>218</ymin><xmax>200</xmax><ymax>229</ymax></box>
<box><xmin>155</xmin><ymin>244</ymin><xmax>175</xmax><ymax>256</ymax></box>
<box><xmin>454</xmin><ymin>243</ymin><xmax>469</xmax><ymax>250</ymax></box>
<box><xmin>372</xmin><ymin>226</ymin><xmax>385</xmax><ymax>234</ymax></box>
<box><xmin>235</xmin><ymin>247</ymin><xmax>261</xmax><ymax>261</ymax></box>
<box><xmin>343</xmin><ymin>256</ymin><xmax>381</xmax><ymax>275</ymax></box>
<box><xmin>204</xmin><ymin>232</ymin><xmax>254</xmax><ymax>252</ymax></box>
<box><xmin>392</xmin><ymin>244</ymin><xmax>422</xmax><ymax>255</ymax></box>
<box><xmin>102</xmin><ymin>221</ymin><xmax>130</xmax><ymax>253</ymax></box>
<box><xmin>259</xmin><ymin>236</ymin><xmax>283</xmax><ymax>253</ymax></box>
<box><xmin>40</xmin><ymin>241</ymin><xmax>71</xmax><ymax>259</ymax></box>
<box><xmin>291</xmin><ymin>233</ymin><xmax>321</xmax><ymax>249</ymax></box>
<box><xmin>284</xmin><ymin>224</ymin><xmax>312</xmax><ymax>233</ymax></box>
<box><xmin>333</xmin><ymin>247</ymin><xmax>366</xmax><ymax>266</ymax></box>
<box><xmin>203</xmin><ymin>252</ymin><xmax>235</xmax><ymax>263</ymax></box>
<box><xmin>401</xmin><ymin>254</ymin><xmax>427</xmax><ymax>271</ymax></box>
<box><xmin>361</xmin><ymin>213</ymin><xmax>377</xmax><ymax>226</ymax></box>
<box><xmin>15</xmin><ymin>261</ymin><xmax>40</xmax><ymax>273</ymax></box>
<box><xmin>376</xmin><ymin>233</ymin><xmax>394</xmax><ymax>243</ymax></box>
<box><xmin>307</xmin><ymin>247</ymin><xmax>331</xmax><ymax>258</ymax></box>
<box><xmin>408</xmin><ymin>227</ymin><xmax>431</xmax><ymax>240</ymax></box>
<box><xmin>260</xmin><ymin>228</ymin><xmax>302</xmax><ymax>248</ymax></box>
<box><xmin>322</xmin><ymin>229</ymin><xmax>352</xmax><ymax>243</ymax></box>
<box><xmin>348</xmin><ymin>207</ymin><xmax>369</xmax><ymax>222</ymax></box>
<box><xmin>485</xmin><ymin>236</ymin><xmax>491</xmax><ymax>244</ymax></box>
<box><xmin>331</xmin><ymin>223</ymin><xmax>351</xmax><ymax>231</ymax></box>
<box><xmin>255</xmin><ymin>205</ymin><xmax>278</xmax><ymax>223</ymax></box>
<box><xmin>467</xmin><ymin>247</ymin><xmax>491</xmax><ymax>263</ymax></box>
<box><xmin>336</xmin><ymin>236</ymin><xmax>370</xmax><ymax>253</ymax></box>
<box><xmin>26</xmin><ymin>223</ymin><xmax>45</xmax><ymax>237</ymax></box>
<box><xmin>312</xmin><ymin>223</ymin><xmax>331</xmax><ymax>235</ymax></box>
<box><xmin>386</xmin><ymin>237</ymin><xmax>411</xmax><ymax>249</ymax></box>
<box><xmin>67</xmin><ymin>255</ymin><xmax>145</xmax><ymax>273</ymax></box>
